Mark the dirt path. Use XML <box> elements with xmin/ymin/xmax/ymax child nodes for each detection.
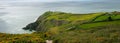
<box><xmin>46</xmin><ymin>40</ymin><xmax>53</xmax><ymax>43</ymax></box>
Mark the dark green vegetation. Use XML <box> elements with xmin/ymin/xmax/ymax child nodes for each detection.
<box><xmin>1</xmin><ymin>11</ymin><xmax>120</xmax><ymax>43</ymax></box>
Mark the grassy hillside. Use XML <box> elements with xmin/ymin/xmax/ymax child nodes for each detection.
<box><xmin>23</xmin><ymin>11</ymin><xmax>104</xmax><ymax>31</ymax></box>
<box><xmin>0</xmin><ymin>11</ymin><xmax>120</xmax><ymax>43</ymax></box>
<box><xmin>53</xmin><ymin>20</ymin><xmax>120</xmax><ymax>43</ymax></box>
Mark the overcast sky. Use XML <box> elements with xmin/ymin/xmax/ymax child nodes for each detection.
<box><xmin>0</xmin><ymin>0</ymin><xmax>119</xmax><ymax>2</ymax></box>
<box><xmin>0</xmin><ymin>0</ymin><xmax>93</xmax><ymax>2</ymax></box>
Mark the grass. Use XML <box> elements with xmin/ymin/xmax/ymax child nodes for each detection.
<box><xmin>80</xmin><ymin>20</ymin><xmax>120</xmax><ymax>29</ymax></box>
<box><xmin>112</xmin><ymin>15</ymin><xmax>120</xmax><ymax>20</ymax></box>
<box><xmin>53</xmin><ymin>26</ymin><xmax>120</xmax><ymax>43</ymax></box>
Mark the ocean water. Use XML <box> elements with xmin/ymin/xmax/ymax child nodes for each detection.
<box><xmin>0</xmin><ymin>1</ymin><xmax>120</xmax><ymax>34</ymax></box>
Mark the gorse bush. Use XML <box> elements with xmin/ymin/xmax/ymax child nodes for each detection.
<box><xmin>0</xmin><ymin>33</ymin><xmax>45</xmax><ymax>43</ymax></box>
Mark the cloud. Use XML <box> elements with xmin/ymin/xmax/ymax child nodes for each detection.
<box><xmin>0</xmin><ymin>0</ymin><xmax>93</xmax><ymax>2</ymax></box>
<box><xmin>45</xmin><ymin>0</ymin><xmax>120</xmax><ymax>9</ymax></box>
<box><xmin>6</xmin><ymin>0</ymin><xmax>120</xmax><ymax>9</ymax></box>
<box><xmin>0</xmin><ymin>0</ymin><xmax>120</xmax><ymax>2</ymax></box>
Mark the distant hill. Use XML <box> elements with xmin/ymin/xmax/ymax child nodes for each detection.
<box><xmin>0</xmin><ymin>11</ymin><xmax>120</xmax><ymax>43</ymax></box>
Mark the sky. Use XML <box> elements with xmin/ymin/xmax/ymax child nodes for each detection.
<box><xmin>0</xmin><ymin>0</ymin><xmax>120</xmax><ymax>34</ymax></box>
<box><xmin>0</xmin><ymin>0</ymin><xmax>119</xmax><ymax>2</ymax></box>
<box><xmin>0</xmin><ymin>0</ymin><xmax>92</xmax><ymax>2</ymax></box>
